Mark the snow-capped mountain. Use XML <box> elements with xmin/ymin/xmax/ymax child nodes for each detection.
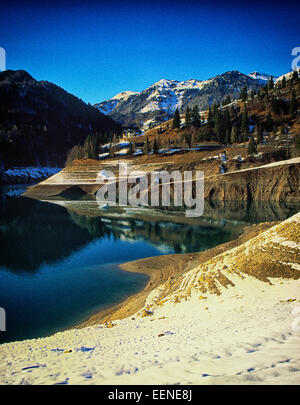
<box><xmin>98</xmin><ymin>91</ymin><xmax>139</xmax><ymax>115</ymax></box>
<box><xmin>247</xmin><ymin>71</ymin><xmax>278</xmax><ymax>83</ymax></box>
<box><xmin>94</xmin><ymin>71</ymin><xmax>265</xmax><ymax>128</ymax></box>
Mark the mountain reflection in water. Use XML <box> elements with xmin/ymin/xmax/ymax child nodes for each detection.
<box><xmin>0</xmin><ymin>188</ymin><xmax>299</xmax><ymax>343</ymax></box>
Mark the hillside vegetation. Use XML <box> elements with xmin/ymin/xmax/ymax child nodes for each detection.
<box><xmin>67</xmin><ymin>70</ymin><xmax>300</xmax><ymax>169</ymax></box>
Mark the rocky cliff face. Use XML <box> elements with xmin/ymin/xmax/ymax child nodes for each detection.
<box><xmin>23</xmin><ymin>157</ymin><xmax>300</xmax><ymax>204</ymax></box>
<box><xmin>204</xmin><ymin>159</ymin><xmax>300</xmax><ymax>202</ymax></box>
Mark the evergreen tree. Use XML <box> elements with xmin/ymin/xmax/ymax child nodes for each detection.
<box><xmin>257</xmin><ymin>124</ymin><xmax>263</xmax><ymax>144</ymax></box>
<box><xmin>241</xmin><ymin>107</ymin><xmax>250</xmax><ymax>134</ymax></box>
<box><xmin>214</xmin><ymin>111</ymin><xmax>222</xmax><ymax>142</ymax></box>
<box><xmin>207</xmin><ymin>105</ymin><xmax>213</xmax><ymax>127</ymax></box>
<box><xmin>282</xmin><ymin>76</ymin><xmax>286</xmax><ymax>88</ymax></box>
<box><xmin>222</xmin><ymin>95</ymin><xmax>231</xmax><ymax>106</ymax></box>
<box><xmin>185</xmin><ymin>106</ymin><xmax>192</xmax><ymax>128</ymax></box>
<box><xmin>65</xmin><ymin>130</ymin><xmax>111</xmax><ymax>165</ymax></box>
<box><xmin>265</xmin><ymin>112</ymin><xmax>274</xmax><ymax>131</ymax></box>
<box><xmin>292</xmin><ymin>70</ymin><xmax>299</xmax><ymax>82</ymax></box>
<box><xmin>191</xmin><ymin>105</ymin><xmax>201</xmax><ymax>127</ymax></box>
<box><xmin>128</xmin><ymin>142</ymin><xmax>134</xmax><ymax>156</ymax></box>
<box><xmin>240</xmin><ymin>86</ymin><xmax>248</xmax><ymax>101</ymax></box>
<box><xmin>153</xmin><ymin>137</ymin><xmax>159</xmax><ymax>154</ymax></box>
<box><xmin>268</xmin><ymin>77</ymin><xmax>274</xmax><ymax>90</ymax></box>
<box><xmin>83</xmin><ymin>134</ymin><xmax>92</xmax><ymax>158</ymax></box>
<box><xmin>82</xmin><ymin>133</ymin><xmax>101</xmax><ymax>159</ymax></box>
<box><xmin>230</xmin><ymin>125</ymin><xmax>239</xmax><ymax>143</ymax></box>
<box><xmin>225</xmin><ymin>129</ymin><xmax>230</xmax><ymax>145</ymax></box>
<box><xmin>143</xmin><ymin>136</ymin><xmax>150</xmax><ymax>154</ymax></box>
<box><xmin>172</xmin><ymin>108</ymin><xmax>181</xmax><ymax>129</ymax></box>
<box><xmin>289</xmin><ymin>90</ymin><xmax>298</xmax><ymax>115</ymax></box>
<box><xmin>223</xmin><ymin>109</ymin><xmax>231</xmax><ymax>136</ymax></box>
<box><xmin>247</xmin><ymin>136</ymin><xmax>257</xmax><ymax>155</ymax></box>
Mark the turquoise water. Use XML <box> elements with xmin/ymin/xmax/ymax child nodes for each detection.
<box><xmin>0</xmin><ymin>187</ymin><xmax>299</xmax><ymax>344</ymax></box>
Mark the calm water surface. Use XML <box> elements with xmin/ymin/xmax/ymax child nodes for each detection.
<box><xmin>0</xmin><ymin>185</ymin><xmax>299</xmax><ymax>343</ymax></box>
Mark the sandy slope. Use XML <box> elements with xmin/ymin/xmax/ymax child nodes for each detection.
<box><xmin>0</xmin><ymin>213</ymin><xmax>299</xmax><ymax>385</ymax></box>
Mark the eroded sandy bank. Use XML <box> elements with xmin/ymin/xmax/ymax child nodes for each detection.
<box><xmin>76</xmin><ymin>221</ymin><xmax>278</xmax><ymax>328</ymax></box>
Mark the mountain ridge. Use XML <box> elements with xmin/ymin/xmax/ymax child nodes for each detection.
<box><xmin>247</xmin><ymin>71</ymin><xmax>278</xmax><ymax>83</ymax></box>
<box><xmin>94</xmin><ymin>70</ymin><xmax>270</xmax><ymax>128</ymax></box>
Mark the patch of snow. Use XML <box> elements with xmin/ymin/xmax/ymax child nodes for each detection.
<box><xmin>98</xmin><ymin>153</ymin><xmax>109</xmax><ymax>159</ymax></box>
<box><xmin>111</xmin><ymin>91</ymin><xmax>139</xmax><ymax>101</ymax></box>
<box><xmin>3</xmin><ymin>167</ymin><xmax>61</xmax><ymax>181</ymax></box>
<box><xmin>133</xmin><ymin>150</ymin><xmax>143</xmax><ymax>156</ymax></box>
<box><xmin>248</xmin><ymin>71</ymin><xmax>277</xmax><ymax>82</ymax></box>
<box><xmin>275</xmin><ymin>71</ymin><xmax>297</xmax><ymax>84</ymax></box>
<box><xmin>95</xmin><ymin>99</ymin><xmax>120</xmax><ymax>115</ymax></box>
<box><xmin>115</xmin><ymin>148</ymin><xmax>129</xmax><ymax>156</ymax></box>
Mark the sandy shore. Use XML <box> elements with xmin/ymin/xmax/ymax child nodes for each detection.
<box><xmin>0</xmin><ymin>214</ymin><xmax>299</xmax><ymax>385</ymax></box>
<box><xmin>76</xmin><ymin>221</ymin><xmax>278</xmax><ymax>328</ymax></box>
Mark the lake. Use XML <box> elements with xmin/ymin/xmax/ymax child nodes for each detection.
<box><xmin>0</xmin><ymin>185</ymin><xmax>299</xmax><ymax>344</ymax></box>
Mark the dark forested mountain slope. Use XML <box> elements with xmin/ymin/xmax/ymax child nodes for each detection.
<box><xmin>0</xmin><ymin>70</ymin><xmax>121</xmax><ymax>168</ymax></box>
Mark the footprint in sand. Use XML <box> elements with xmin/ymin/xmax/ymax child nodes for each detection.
<box><xmin>21</xmin><ymin>364</ymin><xmax>46</xmax><ymax>371</ymax></box>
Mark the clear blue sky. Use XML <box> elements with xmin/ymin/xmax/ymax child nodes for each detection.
<box><xmin>1</xmin><ymin>0</ymin><xmax>299</xmax><ymax>104</ymax></box>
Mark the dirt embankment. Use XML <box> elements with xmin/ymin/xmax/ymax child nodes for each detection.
<box><xmin>23</xmin><ymin>156</ymin><xmax>300</xmax><ymax>203</ymax></box>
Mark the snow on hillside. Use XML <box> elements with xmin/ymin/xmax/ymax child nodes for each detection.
<box><xmin>95</xmin><ymin>91</ymin><xmax>139</xmax><ymax>115</ymax></box>
<box><xmin>95</xmin><ymin>99</ymin><xmax>120</xmax><ymax>115</ymax></box>
<box><xmin>94</xmin><ymin>71</ymin><xmax>266</xmax><ymax>128</ymax></box>
<box><xmin>111</xmin><ymin>91</ymin><xmax>139</xmax><ymax>101</ymax></box>
<box><xmin>248</xmin><ymin>71</ymin><xmax>277</xmax><ymax>83</ymax></box>
<box><xmin>275</xmin><ymin>70</ymin><xmax>300</xmax><ymax>83</ymax></box>
<box><xmin>249</xmin><ymin>69</ymin><xmax>300</xmax><ymax>85</ymax></box>
<box><xmin>141</xmin><ymin>78</ymin><xmax>214</xmax><ymax>114</ymax></box>
<box><xmin>1</xmin><ymin>167</ymin><xmax>61</xmax><ymax>184</ymax></box>
<box><xmin>150</xmin><ymin>78</ymin><xmax>212</xmax><ymax>91</ymax></box>
<box><xmin>96</xmin><ymin>77</ymin><xmax>213</xmax><ymax>116</ymax></box>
